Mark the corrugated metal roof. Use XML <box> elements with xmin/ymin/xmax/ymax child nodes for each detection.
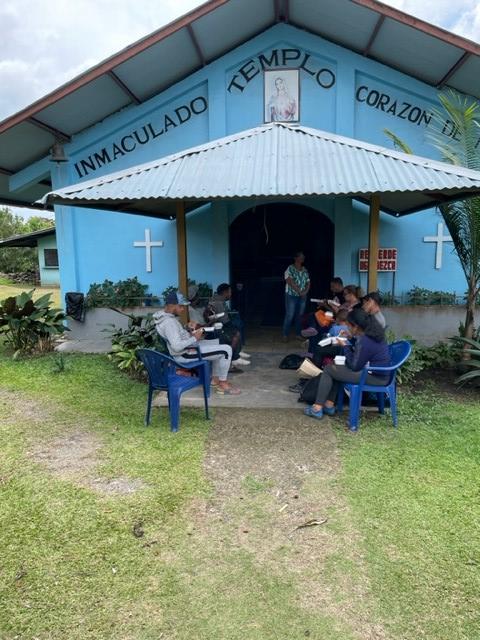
<box><xmin>40</xmin><ymin>123</ymin><xmax>480</xmax><ymax>217</ymax></box>
<box><xmin>0</xmin><ymin>227</ymin><xmax>55</xmax><ymax>248</ymax></box>
<box><xmin>1</xmin><ymin>0</ymin><xmax>480</xmax><ymax>209</ymax></box>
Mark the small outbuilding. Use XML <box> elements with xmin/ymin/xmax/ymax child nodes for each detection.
<box><xmin>0</xmin><ymin>227</ymin><xmax>59</xmax><ymax>286</ymax></box>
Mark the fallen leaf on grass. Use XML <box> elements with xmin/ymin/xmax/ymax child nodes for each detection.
<box><xmin>293</xmin><ymin>518</ymin><xmax>328</xmax><ymax>532</ymax></box>
<box><xmin>142</xmin><ymin>540</ymin><xmax>158</xmax><ymax>548</ymax></box>
<box><xmin>15</xmin><ymin>567</ymin><xmax>27</xmax><ymax>581</ymax></box>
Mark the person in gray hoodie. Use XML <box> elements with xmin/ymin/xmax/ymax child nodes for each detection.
<box><xmin>154</xmin><ymin>291</ymin><xmax>240</xmax><ymax>395</ymax></box>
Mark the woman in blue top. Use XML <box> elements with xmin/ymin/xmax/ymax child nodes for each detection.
<box><xmin>304</xmin><ymin>307</ymin><xmax>390</xmax><ymax>420</ymax></box>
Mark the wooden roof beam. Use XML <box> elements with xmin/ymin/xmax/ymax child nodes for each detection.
<box><xmin>437</xmin><ymin>51</ymin><xmax>471</xmax><ymax>88</ymax></box>
<box><xmin>273</xmin><ymin>0</ymin><xmax>279</xmax><ymax>21</ymax></box>
<box><xmin>187</xmin><ymin>24</ymin><xmax>206</xmax><ymax>66</ymax></box>
<box><xmin>1</xmin><ymin>165</ymin><xmax>51</xmax><ymax>188</ymax></box>
<box><xmin>352</xmin><ymin>0</ymin><xmax>480</xmax><ymax>56</ymax></box>
<box><xmin>107</xmin><ymin>70</ymin><xmax>142</xmax><ymax>104</ymax></box>
<box><xmin>363</xmin><ymin>15</ymin><xmax>385</xmax><ymax>56</ymax></box>
<box><xmin>27</xmin><ymin>117</ymin><xmax>71</xmax><ymax>142</ymax></box>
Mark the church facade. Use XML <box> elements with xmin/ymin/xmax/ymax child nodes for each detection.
<box><xmin>4</xmin><ymin>3</ymin><xmax>480</xmax><ymax>308</ymax></box>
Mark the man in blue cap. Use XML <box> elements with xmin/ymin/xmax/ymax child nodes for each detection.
<box><xmin>154</xmin><ymin>291</ymin><xmax>240</xmax><ymax>395</ymax></box>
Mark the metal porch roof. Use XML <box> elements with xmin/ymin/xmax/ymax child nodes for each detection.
<box><xmin>0</xmin><ymin>226</ymin><xmax>55</xmax><ymax>248</ymax></box>
<box><xmin>1</xmin><ymin>0</ymin><xmax>480</xmax><ymax>210</ymax></box>
<box><xmin>39</xmin><ymin>123</ymin><xmax>480</xmax><ymax>218</ymax></box>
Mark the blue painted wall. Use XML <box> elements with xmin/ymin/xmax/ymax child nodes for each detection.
<box><xmin>37</xmin><ymin>235</ymin><xmax>60</xmax><ymax>287</ymax></box>
<box><xmin>50</xmin><ymin>23</ymin><xmax>469</xmax><ymax>302</ymax></box>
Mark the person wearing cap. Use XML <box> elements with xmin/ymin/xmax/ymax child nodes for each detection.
<box><xmin>154</xmin><ymin>291</ymin><xmax>240</xmax><ymax>395</ymax></box>
<box><xmin>362</xmin><ymin>292</ymin><xmax>386</xmax><ymax>329</ymax></box>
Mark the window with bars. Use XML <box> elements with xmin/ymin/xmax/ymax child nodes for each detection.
<box><xmin>44</xmin><ymin>248</ymin><xmax>59</xmax><ymax>268</ymax></box>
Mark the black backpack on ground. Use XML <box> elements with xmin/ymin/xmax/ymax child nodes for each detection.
<box><xmin>279</xmin><ymin>353</ymin><xmax>304</xmax><ymax>370</ymax></box>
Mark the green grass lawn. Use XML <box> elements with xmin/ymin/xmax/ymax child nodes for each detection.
<box><xmin>0</xmin><ymin>281</ymin><xmax>61</xmax><ymax>307</ymax></box>
<box><xmin>337</xmin><ymin>387</ymin><xmax>480</xmax><ymax>639</ymax></box>
<box><xmin>0</xmin><ymin>349</ymin><xmax>478</xmax><ymax>639</ymax></box>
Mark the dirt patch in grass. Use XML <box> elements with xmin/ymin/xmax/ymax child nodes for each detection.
<box><xmin>0</xmin><ymin>387</ymin><xmax>53</xmax><ymax>423</ymax></box>
<box><xmin>31</xmin><ymin>431</ymin><xmax>148</xmax><ymax>495</ymax></box>
<box><xmin>0</xmin><ymin>388</ymin><xmax>148</xmax><ymax>497</ymax></box>
<box><xmin>32</xmin><ymin>430</ymin><xmax>101</xmax><ymax>475</ymax></box>
<box><xmin>86</xmin><ymin>476</ymin><xmax>148</xmax><ymax>494</ymax></box>
<box><xmin>185</xmin><ymin>409</ymin><xmax>386</xmax><ymax>640</ymax></box>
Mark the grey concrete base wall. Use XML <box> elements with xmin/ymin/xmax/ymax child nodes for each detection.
<box><xmin>62</xmin><ymin>305</ymin><xmax>467</xmax><ymax>352</ymax></box>
<box><xmin>63</xmin><ymin>306</ymin><xmax>162</xmax><ymax>351</ymax></box>
<box><xmin>385</xmin><ymin>306</ymin><xmax>465</xmax><ymax>345</ymax></box>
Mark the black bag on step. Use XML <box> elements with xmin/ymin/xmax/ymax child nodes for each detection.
<box><xmin>279</xmin><ymin>353</ymin><xmax>304</xmax><ymax>370</ymax></box>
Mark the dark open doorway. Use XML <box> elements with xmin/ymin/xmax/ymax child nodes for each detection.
<box><xmin>230</xmin><ymin>203</ymin><xmax>334</xmax><ymax>326</ymax></box>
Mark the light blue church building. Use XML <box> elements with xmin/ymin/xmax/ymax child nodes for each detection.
<box><xmin>1</xmin><ymin>0</ymin><xmax>480</xmax><ymax>318</ymax></box>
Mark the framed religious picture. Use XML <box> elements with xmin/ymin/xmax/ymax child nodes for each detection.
<box><xmin>264</xmin><ymin>69</ymin><xmax>300</xmax><ymax>123</ymax></box>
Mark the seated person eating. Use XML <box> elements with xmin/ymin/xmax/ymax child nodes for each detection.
<box><xmin>304</xmin><ymin>307</ymin><xmax>390</xmax><ymax>420</ymax></box>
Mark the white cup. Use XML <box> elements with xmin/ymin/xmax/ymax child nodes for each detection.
<box><xmin>334</xmin><ymin>355</ymin><xmax>346</xmax><ymax>365</ymax></box>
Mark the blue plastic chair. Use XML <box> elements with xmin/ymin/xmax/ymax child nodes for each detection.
<box><xmin>136</xmin><ymin>348</ymin><xmax>211</xmax><ymax>432</ymax></box>
<box><xmin>337</xmin><ymin>340</ymin><xmax>412</xmax><ymax>432</ymax></box>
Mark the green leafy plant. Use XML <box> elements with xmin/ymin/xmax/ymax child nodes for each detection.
<box><xmin>51</xmin><ymin>353</ymin><xmax>70</xmax><ymax>374</ymax></box>
<box><xmin>107</xmin><ymin>310</ymin><xmax>167</xmax><ymax>379</ymax></box>
<box><xmin>189</xmin><ymin>279</ymin><xmax>213</xmax><ymax>299</ymax></box>
<box><xmin>451</xmin><ymin>336</ymin><xmax>480</xmax><ymax>385</ymax></box>
<box><xmin>162</xmin><ymin>280</ymin><xmax>213</xmax><ymax>304</ymax></box>
<box><xmin>0</xmin><ymin>289</ymin><xmax>68</xmax><ymax>356</ymax></box>
<box><xmin>378</xmin><ymin>291</ymin><xmax>399</xmax><ymax>306</ymax></box>
<box><xmin>386</xmin><ymin>330</ymin><xmax>459</xmax><ymax>384</ymax></box>
<box><xmin>86</xmin><ymin>277</ymin><xmax>149</xmax><ymax>308</ymax></box>
<box><xmin>406</xmin><ymin>286</ymin><xmax>458</xmax><ymax>306</ymax></box>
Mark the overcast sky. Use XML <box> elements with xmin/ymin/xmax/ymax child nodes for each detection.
<box><xmin>2</xmin><ymin>0</ymin><xmax>479</xmax><ymax>218</ymax></box>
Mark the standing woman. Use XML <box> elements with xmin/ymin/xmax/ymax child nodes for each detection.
<box><xmin>304</xmin><ymin>307</ymin><xmax>390</xmax><ymax>419</ymax></box>
<box><xmin>282</xmin><ymin>251</ymin><xmax>310</xmax><ymax>341</ymax></box>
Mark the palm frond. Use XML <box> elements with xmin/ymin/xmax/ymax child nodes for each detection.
<box><xmin>455</xmin><ymin>368</ymin><xmax>480</xmax><ymax>385</ymax></box>
<box><xmin>383</xmin><ymin>129</ymin><xmax>414</xmax><ymax>155</ymax></box>
<box><xmin>428</xmin><ymin>89</ymin><xmax>480</xmax><ymax>171</ymax></box>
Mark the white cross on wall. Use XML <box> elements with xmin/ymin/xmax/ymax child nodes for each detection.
<box><xmin>133</xmin><ymin>228</ymin><xmax>164</xmax><ymax>272</ymax></box>
<box><xmin>423</xmin><ymin>222</ymin><xmax>453</xmax><ymax>269</ymax></box>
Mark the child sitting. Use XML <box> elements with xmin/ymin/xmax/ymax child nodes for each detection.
<box><xmin>329</xmin><ymin>309</ymin><xmax>350</xmax><ymax>339</ymax></box>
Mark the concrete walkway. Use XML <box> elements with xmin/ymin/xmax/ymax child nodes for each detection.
<box><xmin>56</xmin><ymin>326</ymin><xmax>312</xmax><ymax>409</ymax></box>
<box><xmin>153</xmin><ymin>351</ymin><xmax>305</xmax><ymax>409</ymax></box>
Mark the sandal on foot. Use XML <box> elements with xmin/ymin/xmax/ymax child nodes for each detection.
<box><xmin>304</xmin><ymin>406</ymin><xmax>324</xmax><ymax>419</ymax></box>
<box><xmin>323</xmin><ymin>405</ymin><xmax>336</xmax><ymax>416</ymax></box>
<box><xmin>216</xmin><ymin>385</ymin><xmax>241</xmax><ymax>395</ymax></box>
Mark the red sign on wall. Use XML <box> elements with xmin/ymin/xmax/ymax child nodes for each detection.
<box><xmin>358</xmin><ymin>248</ymin><xmax>397</xmax><ymax>272</ymax></box>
